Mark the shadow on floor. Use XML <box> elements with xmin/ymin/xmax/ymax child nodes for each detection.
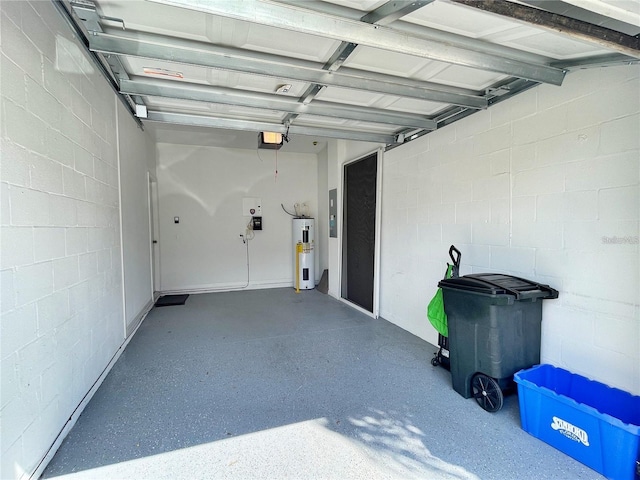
<box><xmin>42</xmin><ymin>289</ymin><xmax>600</xmax><ymax>479</ymax></box>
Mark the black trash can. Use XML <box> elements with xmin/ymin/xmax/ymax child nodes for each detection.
<box><xmin>438</xmin><ymin>273</ymin><xmax>558</xmax><ymax>412</ymax></box>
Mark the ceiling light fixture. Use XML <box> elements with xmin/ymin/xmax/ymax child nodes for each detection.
<box><xmin>258</xmin><ymin>132</ymin><xmax>283</xmax><ymax>150</ymax></box>
<box><xmin>276</xmin><ymin>84</ymin><xmax>292</xmax><ymax>94</ymax></box>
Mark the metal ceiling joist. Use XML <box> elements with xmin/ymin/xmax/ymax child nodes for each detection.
<box><xmin>69</xmin><ymin>0</ymin><xmax>148</xmax><ymax>110</ymax></box>
<box><xmin>276</xmin><ymin>0</ymin><xmax>552</xmax><ymax>65</ymax></box>
<box><xmin>146</xmin><ymin>111</ymin><xmax>396</xmax><ymax>144</ymax></box>
<box><xmin>283</xmin><ymin>0</ymin><xmax>435</xmax><ymax>131</ymax></box>
<box><xmin>89</xmin><ymin>32</ymin><xmax>488</xmax><ymax>109</ymax></box>
<box><xmin>323</xmin><ymin>42</ymin><xmax>358</xmax><ymax>72</ymax></box>
<box><xmin>361</xmin><ymin>0</ymin><xmax>435</xmax><ymax>26</ymax></box>
<box><xmin>449</xmin><ymin>0</ymin><xmax>640</xmax><ymax>59</ymax></box>
<box><xmin>146</xmin><ymin>0</ymin><xmax>567</xmax><ymax>85</ymax></box>
<box><xmin>553</xmin><ymin>53</ymin><xmax>640</xmax><ymax>70</ymax></box>
<box><xmin>51</xmin><ymin>0</ymin><xmax>143</xmax><ymax>128</ymax></box>
<box><xmin>119</xmin><ymin>78</ymin><xmax>437</xmax><ymax>130</ymax></box>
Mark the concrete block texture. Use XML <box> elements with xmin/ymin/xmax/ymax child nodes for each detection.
<box><xmin>9</xmin><ymin>187</ymin><xmax>50</xmax><ymax>226</ymax></box>
<box><xmin>29</xmin><ymin>153</ymin><xmax>63</xmax><ymax>194</ymax></box>
<box><xmin>567</xmin><ymin>79</ymin><xmax>640</xmax><ymax>131</ymax></box>
<box><xmin>1</xmin><ymin>268</ymin><xmax>16</xmax><ymax>314</ymax></box>
<box><xmin>0</xmin><ymin>139</ymin><xmax>31</xmax><ymax>187</ymax></box>
<box><xmin>26</xmin><ymin>76</ymin><xmax>62</xmax><ymax>127</ymax></box>
<box><xmin>381</xmin><ymin>64</ymin><xmax>639</xmax><ymax>397</ymax></box>
<box><xmin>1</xmin><ymin>226</ymin><xmax>34</xmax><ymax>269</ymax></box>
<box><xmin>1</xmin><ymin>53</ymin><xmax>27</xmax><ymax>107</ymax></box>
<box><xmin>599</xmin><ymin>114</ymin><xmax>640</xmax><ymax>155</ymax></box>
<box><xmin>43</xmin><ymin>58</ymin><xmax>71</xmax><ymax>108</ymax></box>
<box><xmin>3</xmin><ymin>99</ymin><xmax>48</xmax><ymax>156</ymax></box>
<box><xmin>15</xmin><ymin>261</ymin><xmax>54</xmax><ymax>306</ymax></box>
<box><xmin>599</xmin><ymin>185</ymin><xmax>639</xmax><ymax>221</ymax></box>
<box><xmin>565</xmin><ymin>150</ymin><xmax>639</xmax><ymax>192</ymax></box>
<box><xmin>0</xmin><ymin>1</ymin><xmax>137</xmax><ymax>478</ymax></box>
<box><xmin>0</xmin><ymin>11</ymin><xmax>43</xmax><ymax>83</ymax></box>
<box><xmin>34</xmin><ymin>227</ymin><xmax>66</xmax><ymax>262</ymax></box>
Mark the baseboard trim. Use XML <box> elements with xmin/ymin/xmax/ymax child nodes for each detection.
<box><xmin>126</xmin><ymin>298</ymin><xmax>154</xmax><ymax>338</ymax></box>
<box><xmin>160</xmin><ymin>280</ymin><xmax>295</xmax><ymax>295</ymax></box>
<box><xmin>29</xmin><ymin>301</ymin><xmax>154</xmax><ymax>480</ymax></box>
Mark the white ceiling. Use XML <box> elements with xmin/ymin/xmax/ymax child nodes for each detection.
<box><xmin>63</xmin><ymin>0</ymin><xmax>640</xmax><ymax>153</ymax></box>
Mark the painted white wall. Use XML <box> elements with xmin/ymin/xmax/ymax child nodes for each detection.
<box><xmin>327</xmin><ymin>140</ymin><xmax>345</xmax><ymax>298</ymax></box>
<box><xmin>117</xmin><ymin>104</ymin><xmax>156</xmax><ymax>334</ymax></box>
<box><xmin>378</xmin><ymin>65</ymin><xmax>640</xmax><ymax>395</ymax></box>
<box><xmin>317</xmin><ymin>146</ymin><xmax>329</xmax><ymax>275</ymax></box>
<box><xmin>0</xmin><ymin>2</ymin><xmax>154</xmax><ymax>477</ymax></box>
<box><xmin>156</xmin><ymin>143</ymin><xmax>318</xmax><ymax>291</ymax></box>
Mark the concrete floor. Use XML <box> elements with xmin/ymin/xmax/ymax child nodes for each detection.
<box><xmin>42</xmin><ymin>288</ymin><xmax>603</xmax><ymax>479</ymax></box>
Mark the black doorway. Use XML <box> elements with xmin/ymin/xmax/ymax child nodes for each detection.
<box><xmin>342</xmin><ymin>153</ymin><xmax>377</xmax><ymax>313</ymax></box>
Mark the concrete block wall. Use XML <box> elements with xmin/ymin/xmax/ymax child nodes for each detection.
<box><xmin>380</xmin><ymin>65</ymin><xmax>639</xmax><ymax>395</ymax></box>
<box><xmin>0</xmin><ymin>2</ymin><xmax>128</xmax><ymax>477</ymax></box>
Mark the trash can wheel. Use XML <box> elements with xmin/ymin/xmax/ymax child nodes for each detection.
<box><xmin>471</xmin><ymin>373</ymin><xmax>503</xmax><ymax>412</ymax></box>
<box><xmin>431</xmin><ymin>354</ymin><xmax>440</xmax><ymax>367</ymax></box>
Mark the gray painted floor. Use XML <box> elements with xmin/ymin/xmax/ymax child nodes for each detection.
<box><xmin>43</xmin><ymin>288</ymin><xmax>603</xmax><ymax>480</ymax></box>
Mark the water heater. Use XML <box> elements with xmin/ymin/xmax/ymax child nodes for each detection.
<box><xmin>292</xmin><ymin>218</ymin><xmax>315</xmax><ymax>290</ymax></box>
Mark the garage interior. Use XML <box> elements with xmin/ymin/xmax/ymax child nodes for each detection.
<box><xmin>41</xmin><ymin>288</ymin><xmax>600</xmax><ymax>479</ymax></box>
<box><xmin>0</xmin><ymin>0</ymin><xmax>638</xmax><ymax>479</ymax></box>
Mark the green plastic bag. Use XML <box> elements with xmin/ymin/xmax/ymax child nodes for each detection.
<box><xmin>427</xmin><ymin>264</ymin><xmax>453</xmax><ymax>337</ymax></box>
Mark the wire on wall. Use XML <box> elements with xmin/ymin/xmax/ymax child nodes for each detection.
<box><xmin>281</xmin><ymin>203</ymin><xmax>296</xmax><ymax>217</ymax></box>
<box><xmin>244</xmin><ymin>218</ymin><xmax>256</xmax><ymax>242</ymax></box>
<box><xmin>254</xmin><ymin>141</ymin><xmax>277</xmax><ymax>181</ymax></box>
<box><xmin>240</xmin><ymin>233</ymin><xmax>250</xmax><ymax>289</ymax></box>
<box><xmin>235</xmin><ymin>218</ymin><xmax>256</xmax><ymax>289</ymax></box>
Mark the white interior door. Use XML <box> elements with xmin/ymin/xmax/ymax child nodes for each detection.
<box><xmin>148</xmin><ymin>174</ymin><xmax>160</xmax><ymax>295</ymax></box>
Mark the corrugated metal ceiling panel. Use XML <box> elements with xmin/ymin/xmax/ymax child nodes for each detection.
<box><xmin>61</xmin><ymin>0</ymin><xmax>639</xmax><ymax>151</ymax></box>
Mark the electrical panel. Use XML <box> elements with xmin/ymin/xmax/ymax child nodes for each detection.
<box><xmin>329</xmin><ymin>189</ymin><xmax>337</xmax><ymax>237</ymax></box>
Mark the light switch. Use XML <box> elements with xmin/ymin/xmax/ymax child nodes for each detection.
<box><xmin>174</xmin><ymin>216</ymin><xmax>179</xmax><ymax>224</ymax></box>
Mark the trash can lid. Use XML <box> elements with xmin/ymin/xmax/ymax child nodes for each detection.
<box><xmin>438</xmin><ymin>273</ymin><xmax>559</xmax><ymax>300</ymax></box>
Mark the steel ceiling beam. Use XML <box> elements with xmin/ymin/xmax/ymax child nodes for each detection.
<box><xmin>146</xmin><ymin>0</ymin><xmax>566</xmax><ymax>85</ymax></box>
<box><xmin>361</xmin><ymin>0</ymin><xmax>435</xmax><ymax>25</ymax></box>
<box><xmin>69</xmin><ymin>1</ymin><xmax>148</xmax><ymax>111</ymax></box>
<box><xmin>283</xmin><ymin>0</ymin><xmax>435</xmax><ymax>132</ymax></box>
<box><xmin>552</xmin><ymin>53</ymin><xmax>640</xmax><ymax>70</ymax></box>
<box><xmin>282</xmin><ymin>1</ymin><xmax>432</xmax><ymax>129</ymax></box>
<box><xmin>275</xmin><ymin>0</ymin><xmax>551</xmax><ymax>65</ymax></box>
<box><xmin>120</xmin><ymin>78</ymin><xmax>437</xmax><ymax>130</ymax></box>
<box><xmin>449</xmin><ymin>0</ymin><xmax>640</xmax><ymax>59</ymax></box>
<box><xmin>50</xmin><ymin>0</ymin><xmax>143</xmax><ymax>128</ymax></box>
<box><xmin>89</xmin><ymin>32</ymin><xmax>488</xmax><ymax>109</ymax></box>
<box><xmin>145</xmin><ymin>111</ymin><xmax>396</xmax><ymax>144</ymax></box>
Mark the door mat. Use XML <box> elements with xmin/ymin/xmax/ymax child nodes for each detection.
<box><xmin>155</xmin><ymin>294</ymin><xmax>189</xmax><ymax>307</ymax></box>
